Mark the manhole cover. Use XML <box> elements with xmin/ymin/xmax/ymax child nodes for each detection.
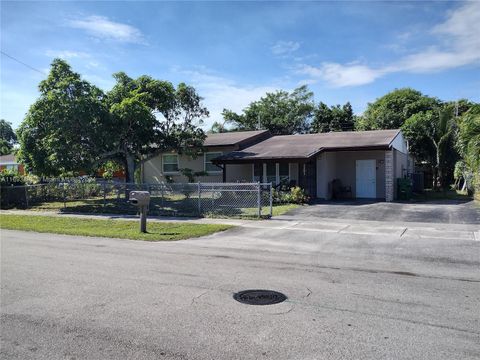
<box><xmin>233</xmin><ymin>289</ymin><xmax>287</xmax><ymax>305</ymax></box>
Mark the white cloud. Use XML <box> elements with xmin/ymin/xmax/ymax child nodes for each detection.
<box><xmin>173</xmin><ymin>67</ymin><xmax>277</xmax><ymax>129</ymax></box>
<box><xmin>271</xmin><ymin>40</ymin><xmax>300</xmax><ymax>55</ymax></box>
<box><xmin>45</xmin><ymin>50</ymin><xmax>91</xmax><ymax>59</ymax></box>
<box><xmin>298</xmin><ymin>2</ymin><xmax>480</xmax><ymax>87</ymax></box>
<box><xmin>298</xmin><ymin>63</ymin><xmax>385</xmax><ymax>87</ymax></box>
<box><xmin>68</xmin><ymin>15</ymin><xmax>145</xmax><ymax>44</ymax></box>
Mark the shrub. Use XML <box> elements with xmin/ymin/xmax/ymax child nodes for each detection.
<box><xmin>273</xmin><ymin>186</ymin><xmax>308</xmax><ymax>204</ymax></box>
<box><xmin>288</xmin><ymin>186</ymin><xmax>309</xmax><ymax>204</ymax></box>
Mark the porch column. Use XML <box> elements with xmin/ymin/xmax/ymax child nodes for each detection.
<box><xmin>385</xmin><ymin>150</ymin><xmax>394</xmax><ymax>202</ymax></box>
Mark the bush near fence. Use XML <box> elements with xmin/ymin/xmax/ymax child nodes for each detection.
<box><xmin>1</xmin><ymin>181</ymin><xmax>273</xmax><ymax>218</ymax></box>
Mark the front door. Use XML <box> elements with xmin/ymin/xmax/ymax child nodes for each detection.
<box><xmin>356</xmin><ymin>160</ymin><xmax>376</xmax><ymax>198</ymax></box>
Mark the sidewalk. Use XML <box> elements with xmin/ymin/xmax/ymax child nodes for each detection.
<box><xmin>2</xmin><ymin>209</ymin><xmax>479</xmax><ymax>241</ymax></box>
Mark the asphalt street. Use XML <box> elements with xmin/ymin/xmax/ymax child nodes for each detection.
<box><xmin>1</xmin><ymin>218</ymin><xmax>480</xmax><ymax>360</ymax></box>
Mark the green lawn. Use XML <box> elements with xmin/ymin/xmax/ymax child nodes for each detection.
<box><xmin>412</xmin><ymin>189</ymin><xmax>473</xmax><ymax>202</ymax></box>
<box><xmin>0</xmin><ymin>214</ymin><xmax>233</xmax><ymax>241</ymax></box>
<box><xmin>271</xmin><ymin>203</ymin><xmax>300</xmax><ymax>216</ymax></box>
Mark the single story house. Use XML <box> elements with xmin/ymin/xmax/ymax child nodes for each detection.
<box><xmin>142</xmin><ymin>130</ymin><xmax>270</xmax><ymax>183</ymax></box>
<box><xmin>143</xmin><ymin>129</ymin><xmax>413</xmax><ymax>201</ymax></box>
<box><xmin>0</xmin><ymin>154</ymin><xmax>25</xmax><ymax>174</ymax></box>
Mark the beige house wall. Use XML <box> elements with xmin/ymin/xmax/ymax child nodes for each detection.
<box><xmin>317</xmin><ymin>150</ymin><xmax>387</xmax><ymax>199</ymax></box>
<box><xmin>143</xmin><ymin>146</ymin><xmax>235</xmax><ymax>183</ymax></box>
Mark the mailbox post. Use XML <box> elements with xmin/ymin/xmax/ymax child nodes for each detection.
<box><xmin>129</xmin><ymin>191</ymin><xmax>150</xmax><ymax>233</ymax></box>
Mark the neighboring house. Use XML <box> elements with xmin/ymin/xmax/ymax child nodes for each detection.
<box><xmin>0</xmin><ymin>154</ymin><xmax>25</xmax><ymax>174</ymax></box>
<box><xmin>142</xmin><ymin>130</ymin><xmax>270</xmax><ymax>183</ymax></box>
<box><xmin>144</xmin><ymin>129</ymin><xmax>411</xmax><ymax>202</ymax></box>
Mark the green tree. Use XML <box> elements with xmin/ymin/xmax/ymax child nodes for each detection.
<box><xmin>17</xmin><ymin>60</ymin><xmax>209</xmax><ymax>182</ymax></box>
<box><xmin>222</xmin><ymin>85</ymin><xmax>314</xmax><ymax>135</ymax></box>
<box><xmin>17</xmin><ymin>59</ymin><xmax>109</xmax><ymax>176</ymax></box>
<box><xmin>356</xmin><ymin>88</ymin><xmax>440</xmax><ymax>130</ymax></box>
<box><xmin>456</xmin><ymin>104</ymin><xmax>480</xmax><ymax>195</ymax></box>
<box><xmin>209</xmin><ymin>121</ymin><xmax>227</xmax><ymax>133</ymax></box>
<box><xmin>105</xmin><ymin>73</ymin><xmax>208</xmax><ymax>182</ymax></box>
<box><xmin>311</xmin><ymin>102</ymin><xmax>355</xmax><ymax>133</ymax></box>
<box><xmin>0</xmin><ymin>119</ymin><xmax>17</xmax><ymax>155</ymax></box>
<box><xmin>402</xmin><ymin>106</ymin><xmax>457</xmax><ymax>189</ymax></box>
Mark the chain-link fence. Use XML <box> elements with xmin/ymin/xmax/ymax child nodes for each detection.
<box><xmin>1</xmin><ymin>181</ymin><xmax>273</xmax><ymax>218</ymax></box>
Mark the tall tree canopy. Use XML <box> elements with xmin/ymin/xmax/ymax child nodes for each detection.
<box><xmin>356</xmin><ymin>88</ymin><xmax>440</xmax><ymax>130</ymax></box>
<box><xmin>222</xmin><ymin>85</ymin><xmax>314</xmax><ymax>135</ymax></box>
<box><xmin>105</xmin><ymin>72</ymin><xmax>208</xmax><ymax>182</ymax></box>
<box><xmin>456</xmin><ymin>105</ymin><xmax>480</xmax><ymax>194</ymax></box>
<box><xmin>17</xmin><ymin>59</ymin><xmax>208</xmax><ymax>181</ymax></box>
<box><xmin>17</xmin><ymin>59</ymin><xmax>109</xmax><ymax>176</ymax></box>
<box><xmin>311</xmin><ymin>102</ymin><xmax>354</xmax><ymax>133</ymax></box>
<box><xmin>0</xmin><ymin>119</ymin><xmax>17</xmax><ymax>155</ymax></box>
<box><xmin>402</xmin><ymin>105</ymin><xmax>458</xmax><ymax>189</ymax></box>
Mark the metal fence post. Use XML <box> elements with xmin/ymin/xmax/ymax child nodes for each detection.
<box><xmin>269</xmin><ymin>183</ymin><xmax>273</xmax><ymax>217</ymax></box>
<box><xmin>257</xmin><ymin>182</ymin><xmax>261</xmax><ymax>218</ymax></box>
<box><xmin>198</xmin><ymin>182</ymin><xmax>202</xmax><ymax>215</ymax></box>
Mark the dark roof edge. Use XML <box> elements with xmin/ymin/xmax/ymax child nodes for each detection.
<box><xmin>205</xmin><ymin>130</ymin><xmax>271</xmax><ymax>148</ymax></box>
<box><xmin>236</xmin><ymin>130</ymin><xmax>272</xmax><ymax>149</ymax></box>
<box><xmin>213</xmin><ymin>145</ymin><xmax>390</xmax><ymax>164</ymax></box>
<box><xmin>387</xmin><ymin>129</ymin><xmax>402</xmax><ymax>149</ymax></box>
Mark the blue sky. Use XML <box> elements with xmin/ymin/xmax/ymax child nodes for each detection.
<box><xmin>1</xmin><ymin>1</ymin><xmax>479</xmax><ymax>130</ymax></box>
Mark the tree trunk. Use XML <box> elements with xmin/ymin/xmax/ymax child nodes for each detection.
<box><xmin>125</xmin><ymin>154</ymin><xmax>135</xmax><ymax>184</ymax></box>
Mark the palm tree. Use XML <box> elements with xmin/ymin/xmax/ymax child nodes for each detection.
<box><xmin>457</xmin><ymin>105</ymin><xmax>480</xmax><ymax>194</ymax></box>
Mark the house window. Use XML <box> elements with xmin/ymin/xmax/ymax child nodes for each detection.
<box><xmin>279</xmin><ymin>163</ymin><xmax>289</xmax><ymax>184</ymax></box>
<box><xmin>204</xmin><ymin>152</ymin><xmax>222</xmax><ymax>173</ymax></box>
<box><xmin>252</xmin><ymin>162</ymin><xmax>290</xmax><ymax>185</ymax></box>
<box><xmin>162</xmin><ymin>154</ymin><xmax>179</xmax><ymax>173</ymax></box>
<box><xmin>253</xmin><ymin>163</ymin><xmax>263</xmax><ymax>182</ymax></box>
<box><xmin>266</xmin><ymin>163</ymin><xmax>276</xmax><ymax>184</ymax></box>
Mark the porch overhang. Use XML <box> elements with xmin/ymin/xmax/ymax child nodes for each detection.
<box><xmin>212</xmin><ymin>145</ymin><xmax>390</xmax><ymax>165</ymax></box>
<box><xmin>211</xmin><ymin>156</ymin><xmax>314</xmax><ymax>165</ymax></box>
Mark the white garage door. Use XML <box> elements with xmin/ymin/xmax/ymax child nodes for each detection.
<box><xmin>356</xmin><ymin>159</ymin><xmax>376</xmax><ymax>198</ymax></box>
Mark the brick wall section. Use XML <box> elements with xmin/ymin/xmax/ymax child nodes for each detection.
<box><xmin>385</xmin><ymin>150</ymin><xmax>394</xmax><ymax>202</ymax></box>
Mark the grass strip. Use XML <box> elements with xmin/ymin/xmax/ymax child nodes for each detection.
<box><xmin>0</xmin><ymin>214</ymin><xmax>232</xmax><ymax>241</ymax></box>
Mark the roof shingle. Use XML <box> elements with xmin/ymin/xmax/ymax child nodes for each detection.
<box><xmin>215</xmin><ymin>129</ymin><xmax>400</xmax><ymax>161</ymax></box>
<box><xmin>204</xmin><ymin>130</ymin><xmax>270</xmax><ymax>147</ymax></box>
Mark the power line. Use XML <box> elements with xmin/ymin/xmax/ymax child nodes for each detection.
<box><xmin>1</xmin><ymin>51</ymin><xmax>47</xmax><ymax>75</ymax></box>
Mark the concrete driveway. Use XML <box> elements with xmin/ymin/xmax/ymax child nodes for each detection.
<box><xmin>278</xmin><ymin>199</ymin><xmax>480</xmax><ymax>225</ymax></box>
<box><xmin>2</xmin><ymin>216</ymin><xmax>480</xmax><ymax>359</ymax></box>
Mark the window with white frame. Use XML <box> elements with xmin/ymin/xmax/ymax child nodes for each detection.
<box><xmin>279</xmin><ymin>163</ymin><xmax>289</xmax><ymax>184</ymax></box>
<box><xmin>162</xmin><ymin>154</ymin><xmax>179</xmax><ymax>173</ymax></box>
<box><xmin>204</xmin><ymin>152</ymin><xmax>222</xmax><ymax>173</ymax></box>
<box><xmin>252</xmin><ymin>162</ymin><xmax>290</xmax><ymax>185</ymax></box>
<box><xmin>253</xmin><ymin>163</ymin><xmax>263</xmax><ymax>182</ymax></box>
<box><xmin>266</xmin><ymin>163</ymin><xmax>276</xmax><ymax>184</ymax></box>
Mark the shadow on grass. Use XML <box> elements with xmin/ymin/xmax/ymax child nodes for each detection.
<box><xmin>27</xmin><ymin>196</ymin><xmax>271</xmax><ymax>219</ymax></box>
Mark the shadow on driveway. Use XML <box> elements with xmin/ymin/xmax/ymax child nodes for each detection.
<box><xmin>280</xmin><ymin>199</ymin><xmax>480</xmax><ymax>225</ymax></box>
